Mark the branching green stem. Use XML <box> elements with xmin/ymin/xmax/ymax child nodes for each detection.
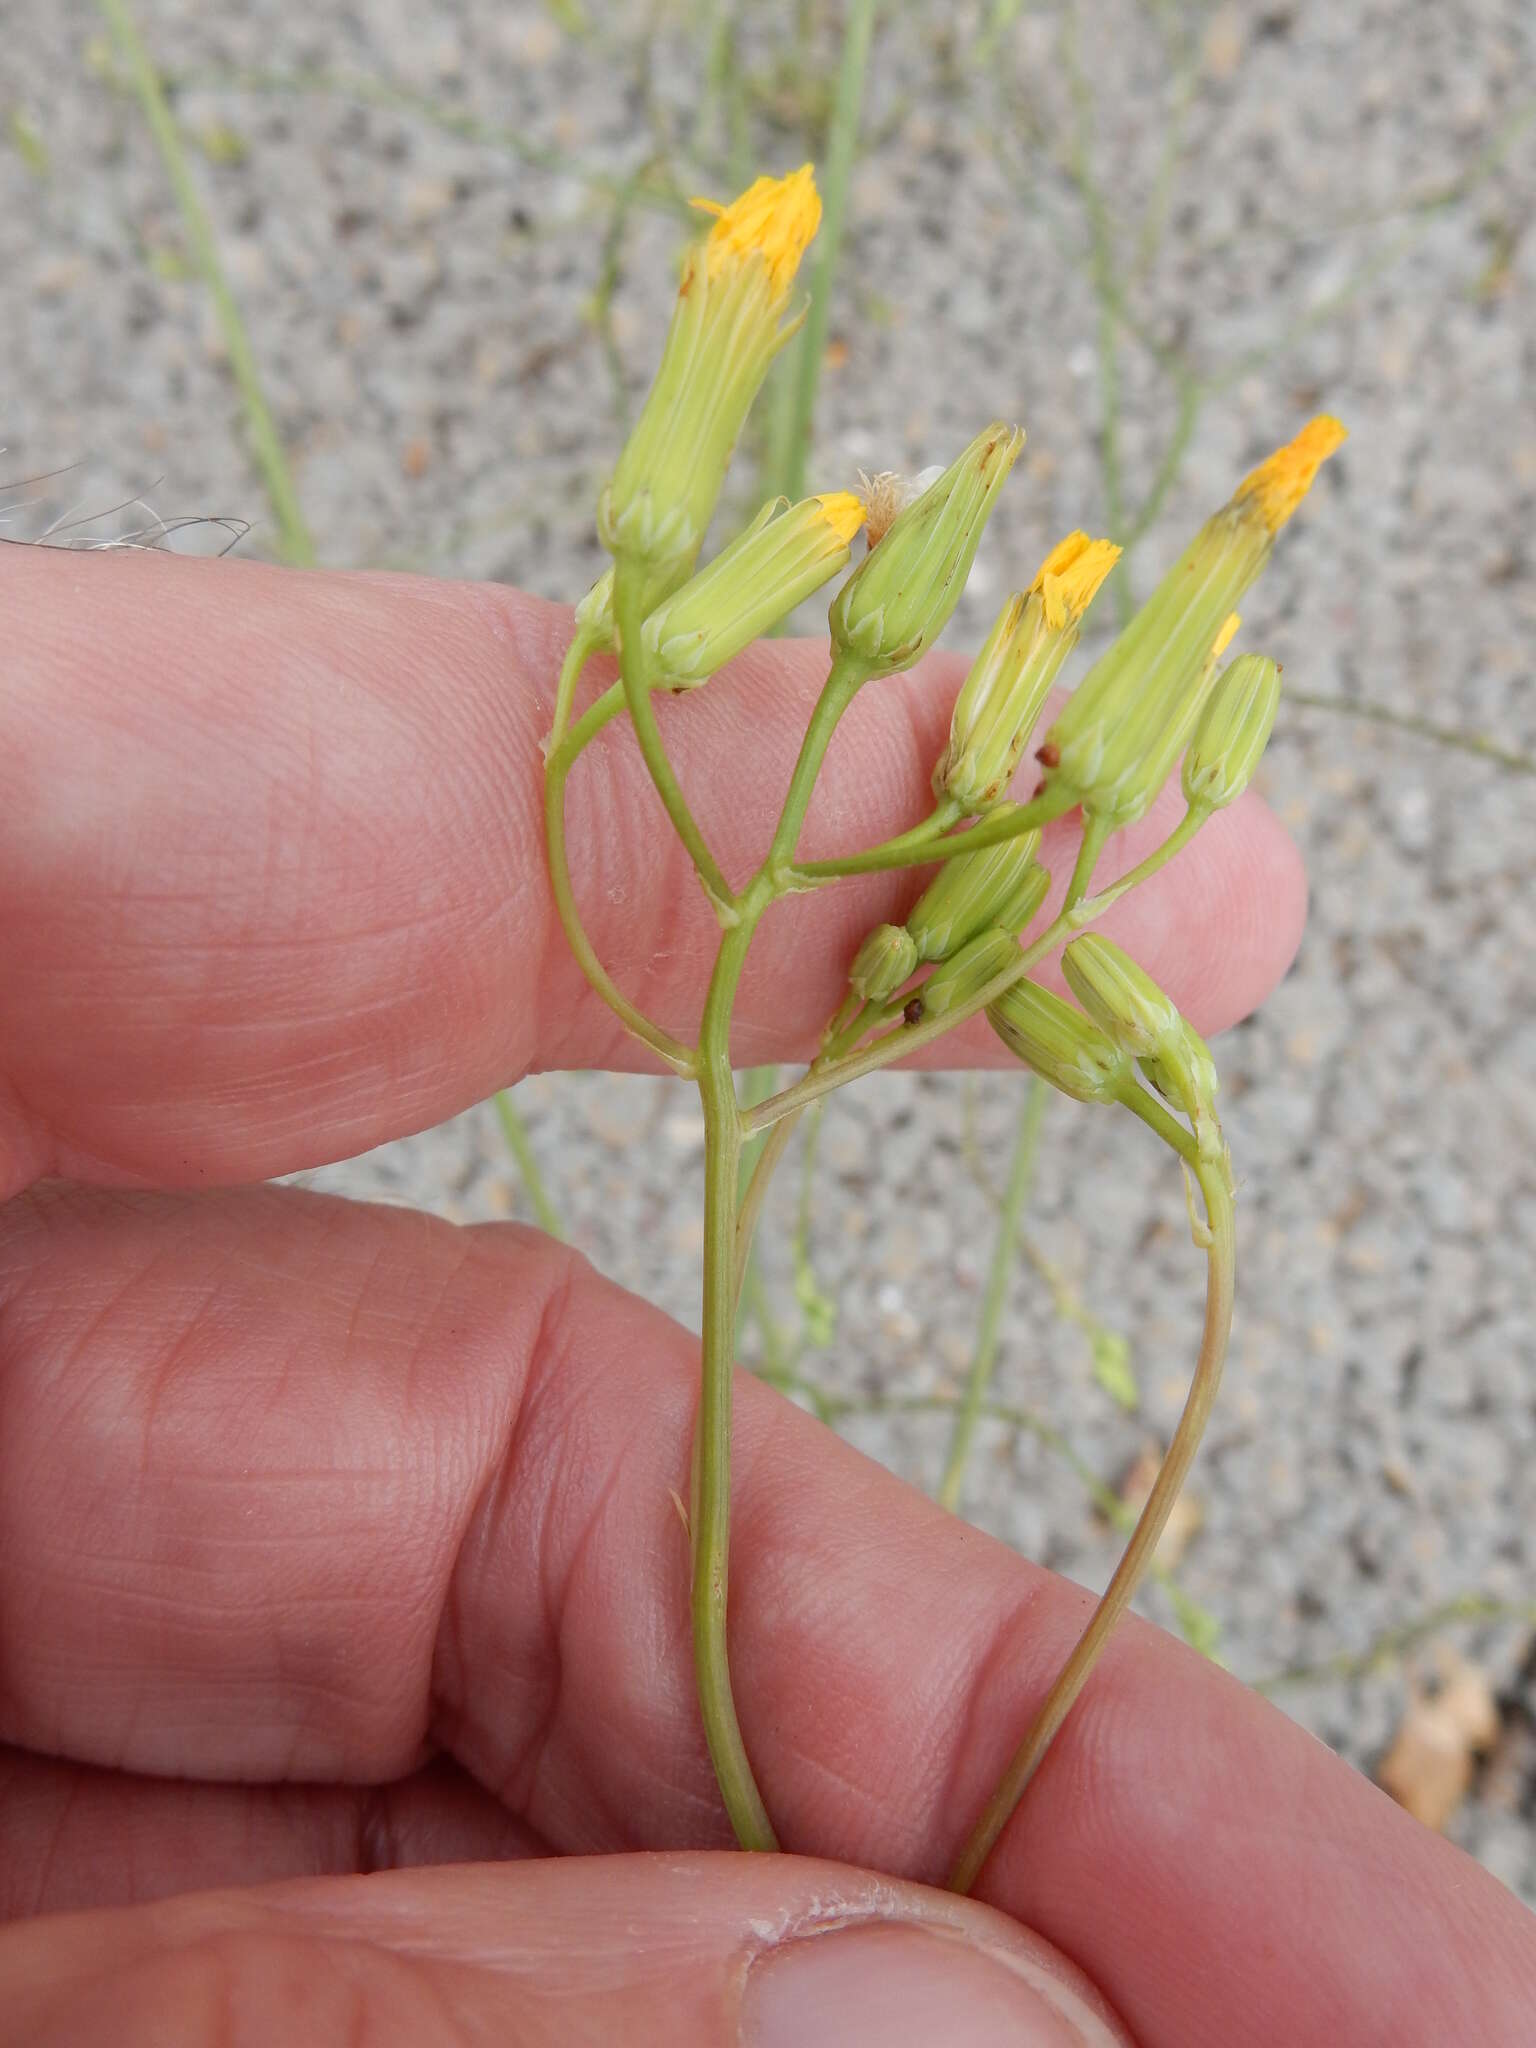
<box><xmin>1062</xmin><ymin>811</ymin><xmax>1112</xmax><ymax>911</ymax></box>
<box><xmin>544</xmin><ymin>681</ymin><xmax>697</xmax><ymax>1076</ymax></box>
<box><xmin>787</xmin><ymin>786</ymin><xmax>1073</xmax><ymax>884</ymax></box>
<box><xmin>549</xmin><ymin>623</ymin><xmax>604</xmax><ymax>753</ymax></box>
<box><xmin>744</xmin><ymin>806</ymin><xmax>1208</xmax><ymax>1135</ymax></box>
<box><xmin>948</xmin><ymin>1130</ymin><xmax>1234</xmax><ymax>1894</ymax></box>
<box><xmin>692</xmin><ymin>650</ymin><xmax>873</xmax><ymax>1848</ymax></box>
<box><xmin>763</xmin><ymin>0</ymin><xmax>879</xmax><ymax>501</ymax></box>
<box><xmin>613</xmin><ymin>564</ymin><xmax>735</xmax><ymax>912</ymax></box>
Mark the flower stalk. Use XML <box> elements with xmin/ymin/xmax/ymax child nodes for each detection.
<box><xmin>542</xmin><ymin>158</ymin><xmax>1343</xmax><ymax>1888</ymax></box>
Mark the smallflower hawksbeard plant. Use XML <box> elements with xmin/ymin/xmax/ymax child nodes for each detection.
<box><xmin>543</xmin><ymin>163</ymin><xmax>1345</xmax><ymax>1890</ymax></box>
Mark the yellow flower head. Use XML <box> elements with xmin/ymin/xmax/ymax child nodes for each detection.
<box><xmin>1234</xmin><ymin>414</ymin><xmax>1348</xmax><ymax>533</ymax></box>
<box><xmin>1029</xmin><ymin>531</ymin><xmax>1122</xmax><ymax>632</ymax></box>
<box><xmin>1041</xmin><ymin>417</ymin><xmax>1343</xmax><ymax>827</ymax></box>
<box><xmin>641</xmin><ymin>488</ymin><xmax>864</xmax><ymax>687</ymax></box>
<box><xmin>691</xmin><ymin>164</ymin><xmax>822</xmax><ymax>299</ymax></box>
<box><xmin>934</xmin><ymin>528</ymin><xmax>1116</xmax><ymax>812</ymax></box>
<box><xmin>599</xmin><ymin>166</ymin><xmax>823</xmax><ymax>584</ymax></box>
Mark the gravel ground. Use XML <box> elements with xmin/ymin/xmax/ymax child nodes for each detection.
<box><xmin>6</xmin><ymin>2</ymin><xmax>1535</xmax><ymax>1900</ymax></box>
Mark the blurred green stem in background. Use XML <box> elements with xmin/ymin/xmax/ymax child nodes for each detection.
<box><xmin>97</xmin><ymin>0</ymin><xmax>316</xmax><ymax>566</ymax></box>
<box><xmin>939</xmin><ymin>1079</ymin><xmax>1048</xmax><ymax>1512</ymax></box>
<box><xmin>761</xmin><ymin>0</ymin><xmax>878</xmax><ymax>501</ymax></box>
<box><xmin>493</xmin><ymin>1090</ymin><xmax>564</xmax><ymax>1239</ymax></box>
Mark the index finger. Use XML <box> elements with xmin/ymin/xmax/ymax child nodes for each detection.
<box><xmin>0</xmin><ymin>546</ymin><xmax>1304</xmax><ymax>1192</ymax></box>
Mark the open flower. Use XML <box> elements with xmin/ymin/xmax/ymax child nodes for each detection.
<box><xmin>598</xmin><ymin>166</ymin><xmax>822</xmax><ymax>590</ymax></box>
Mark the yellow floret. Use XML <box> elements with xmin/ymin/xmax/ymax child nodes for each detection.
<box><xmin>692</xmin><ymin>164</ymin><xmax>822</xmax><ymax>297</ymax></box>
<box><xmin>1210</xmin><ymin>610</ymin><xmax>1241</xmax><ymax>660</ymax></box>
<box><xmin>1235</xmin><ymin>414</ymin><xmax>1348</xmax><ymax>533</ymax></box>
<box><xmin>814</xmin><ymin>490</ymin><xmax>869</xmax><ymax>546</ymax></box>
<box><xmin>1029</xmin><ymin>531</ymin><xmax>1122</xmax><ymax>631</ymax></box>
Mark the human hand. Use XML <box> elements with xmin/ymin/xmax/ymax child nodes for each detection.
<box><xmin>2</xmin><ymin>545</ymin><xmax>1531</xmax><ymax>2044</ymax></box>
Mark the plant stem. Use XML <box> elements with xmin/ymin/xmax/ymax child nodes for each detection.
<box><xmin>734</xmin><ymin>1105</ymin><xmax>802</xmax><ymax>1316</ymax></box>
<box><xmin>98</xmin><ymin>0</ymin><xmax>316</xmax><ymax>566</ymax></box>
<box><xmin>492</xmin><ymin>1090</ymin><xmax>563</xmax><ymax>1237</ymax></box>
<box><xmin>692</xmin><ymin>651</ymin><xmax>871</xmax><ymax>1847</ymax></box>
<box><xmin>938</xmin><ymin>1079</ymin><xmax>1046</xmax><ymax>1512</ymax></box>
<box><xmin>545</xmin><ymin>682</ymin><xmax>697</xmax><ymax>1075</ymax></box>
<box><xmin>747</xmin><ymin>806</ymin><xmax>1211</xmax><ymax>1133</ymax></box>
<box><xmin>694</xmin><ymin>916</ymin><xmax>779</xmax><ymax>1851</ymax></box>
<box><xmin>1284</xmin><ymin>691</ymin><xmax>1536</xmax><ymax>778</ymax></box>
<box><xmin>549</xmin><ymin>621</ymin><xmax>602</xmax><ymax>753</ymax></box>
<box><xmin>733</xmin><ymin>1063</ymin><xmax>788</xmax><ymax>1355</ymax></box>
<box><xmin>1064</xmin><ymin>805</ymin><xmax>1203</xmax><ymax>926</ymax></box>
<box><xmin>613</xmin><ymin>564</ymin><xmax>735</xmax><ymax>912</ymax></box>
<box><xmin>947</xmin><ymin>1143</ymin><xmax>1234</xmax><ymax>1894</ymax></box>
<box><xmin>764</xmin><ymin>0</ymin><xmax>879</xmax><ymax>501</ymax></box>
<box><xmin>788</xmin><ymin>787</ymin><xmax>1071</xmax><ymax>884</ymax></box>
<box><xmin>1062</xmin><ymin>811</ymin><xmax>1112</xmax><ymax>911</ymax></box>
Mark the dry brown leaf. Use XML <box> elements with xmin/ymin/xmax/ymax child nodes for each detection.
<box><xmin>1376</xmin><ymin>1647</ymin><xmax>1501</xmax><ymax>1832</ymax></box>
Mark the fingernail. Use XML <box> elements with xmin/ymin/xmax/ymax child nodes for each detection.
<box><xmin>739</xmin><ymin>1920</ymin><xmax>1126</xmax><ymax>2048</ymax></box>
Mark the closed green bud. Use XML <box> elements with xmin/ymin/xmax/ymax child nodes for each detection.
<box><xmin>1040</xmin><ymin>416</ymin><xmax>1344</xmax><ymax>827</ymax></box>
<box><xmin>642</xmin><ymin>492</ymin><xmax>865</xmax><ymax>688</ymax></box>
<box><xmin>1061</xmin><ymin>934</ymin><xmax>1183</xmax><ymax>1061</ymax></box>
<box><xmin>910</xmin><ymin>927</ymin><xmax>1019</xmax><ymax>1021</ymax></box>
<box><xmin>1141</xmin><ymin>1025</ymin><xmax>1225</xmax><ymax>1176</ymax></box>
<box><xmin>1140</xmin><ymin>1029</ymin><xmax>1219</xmax><ymax>1123</ymax></box>
<box><xmin>934</xmin><ymin>534</ymin><xmax>1120</xmax><ymax>812</ymax></box>
<box><xmin>1067</xmin><ymin>938</ymin><xmax>1228</xmax><ymax>1174</ymax></box>
<box><xmin>828</xmin><ymin>422</ymin><xmax>1024</xmax><ymax>676</ymax></box>
<box><xmin>905</xmin><ymin>813</ymin><xmax>1046</xmax><ymax>962</ymax></box>
<box><xmin>986</xmin><ymin>979</ymin><xmax>1130</xmax><ymax>1103</ymax></box>
<box><xmin>1183</xmin><ymin>652</ymin><xmax>1281</xmax><ymax>811</ymax></box>
<box><xmin>848</xmin><ymin>923</ymin><xmax>918</xmax><ymax>1002</ymax></box>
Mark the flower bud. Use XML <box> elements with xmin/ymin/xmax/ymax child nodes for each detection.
<box><xmin>641</xmin><ymin>492</ymin><xmax>865</xmax><ymax>687</ymax></box>
<box><xmin>1182</xmin><ymin>652</ymin><xmax>1281</xmax><ymax>811</ymax></box>
<box><xmin>1141</xmin><ymin>1025</ymin><xmax>1224</xmax><ymax>1175</ymax></box>
<box><xmin>905</xmin><ymin>814</ymin><xmax>1047</xmax><ymax>962</ymax></box>
<box><xmin>1060</xmin><ymin>934</ymin><xmax>1182</xmax><ymax>1061</ymax></box>
<box><xmin>933</xmin><ymin>534</ymin><xmax>1119</xmax><ymax>812</ymax></box>
<box><xmin>572</xmin><ymin>567</ymin><xmax>616</xmax><ymax>648</ymax></box>
<box><xmin>848</xmin><ymin>923</ymin><xmax>918</xmax><ymax>1003</ymax></box>
<box><xmin>1140</xmin><ymin>1029</ymin><xmax>1219</xmax><ymax>1123</ymax></box>
<box><xmin>847</xmin><ymin>925</ymin><xmax>921</xmax><ymax>1003</ymax></box>
<box><xmin>1065</xmin><ymin>938</ymin><xmax>1227</xmax><ymax>1172</ymax></box>
<box><xmin>1040</xmin><ymin>416</ymin><xmax>1344</xmax><ymax>827</ymax></box>
<box><xmin>986</xmin><ymin>979</ymin><xmax>1130</xmax><ymax>1103</ymax></box>
<box><xmin>598</xmin><ymin>166</ymin><xmax>821</xmax><ymax>581</ymax></box>
<box><xmin>828</xmin><ymin>421</ymin><xmax>1025</xmax><ymax>675</ymax></box>
<box><xmin>910</xmin><ymin>927</ymin><xmax>1019</xmax><ymax>1021</ymax></box>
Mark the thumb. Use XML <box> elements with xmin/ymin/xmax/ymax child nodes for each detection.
<box><xmin>4</xmin><ymin>1853</ymin><xmax>1132</xmax><ymax>2047</ymax></box>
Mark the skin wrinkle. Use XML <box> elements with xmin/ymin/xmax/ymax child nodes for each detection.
<box><xmin>425</xmin><ymin>1236</ymin><xmax>584</xmax><ymax>1818</ymax></box>
<box><xmin>469</xmin><ymin>1251</ymin><xmax>612</xmax><ymax>1828</ymax></box>
<box><xmin>0</xmin><ymin>1750</ymin><xmax>549</xmax><ymax>1920</ymax></box>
